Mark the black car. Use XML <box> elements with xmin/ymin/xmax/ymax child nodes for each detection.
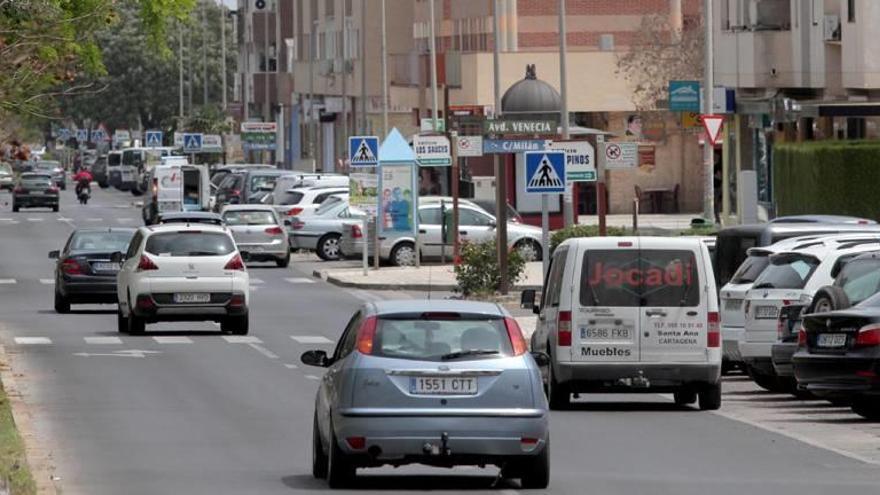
<box><xmin>12</xmin><ymin>173</ymin><xmax>59</xmax><ymax>212</ymax></box>
<box><xmin>49</xmin><ymin>229</ymin><xmax>136</xmax><ymax>313</ymax></box>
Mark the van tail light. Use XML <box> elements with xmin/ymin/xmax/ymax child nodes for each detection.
<box><xmin>503</xmin><ymin>317</ymin><xmax>528</xmax><ymax>356</ymax></box>
<box><xmin>13</xmin><ymin>186</ymin><xmax>24</xmax><ymax>194</ymax></box>
<box><xmin>61</xmin><ymin>258</ymin><xmax>83</xmax><ymax>275</ymax></box>
<box><xmin>151</xmin><ymin>178</ymin><xmax>158</xmax><ymax>197</ymax></box>
<box><xmin>707</xmin><ymin>312</ymin><xmax>720</xmax><ymax>348</ymax></box>
<box><xmin>855</xmin><ymin>324</ymin><xmax>880</xmax><ymax>347</ymax></box>
<box><xmin>356</xmin><ymin>316</ymin><xmax>378</xmax><ymax>354</ymax></box>
<box><xmin>136</xmin><ymin>255</ymin><xmax>158</xmax><ymax>272</ymax></box>
<box><xmin>286</xmin><ymin>207</ymin><xmax>303</xmax><ymax>216</ymax></box>
<box><xmin>557</xmin><ymin>311</ymin><xmax>572</xmax><ymax>347</ymax></box>
<box><xmin>797</xmin><ymin>327</ymin><xmax>807</xmax><ymax>347</ymax></box>
<box><xmin>351</xmin><ymin>224</ymin><xmax>363</xmax><ymax>239</ymax></box>
<box><xmin>264</xmin><ymin>226</ymin><xmax>283</xmax><ymax>236</ymax></box>
<box><xmin>224</xmin><ymin>253</ymin><xmax>245</xmax><ymax>271</ymax></box>
<box><xmin>345</xmin><ymin>436</ymin><xmax>366</xmax><ymax>450</ymax></box>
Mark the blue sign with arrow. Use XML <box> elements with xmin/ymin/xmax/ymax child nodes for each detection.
<box><xmin>524</xmin><ymin>151</ymin><xmax>566</xmax><ymax>194</ymax></box>
<box><xmin>349</xmin><ymin>136</ymin><xmax>379</xmax><ymax>167</ymax></box>
<box><xmin>145</xmin><ymin>130</ymin><xmax>163</xmax><ymax>147</ymax></box>
<box><xmin>183</xmin><ymin>133</ymin><xmax>203</xmax><ymax>153</ymax></box>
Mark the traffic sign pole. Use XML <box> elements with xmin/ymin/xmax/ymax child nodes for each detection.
<box><xmin>597</xmin><ymin>134</ymin><xmax>607</xmax><ymax>236</ymax></box>
<box><xmin>451</xmin><ymin>132</ymin><xmax>460</xmax><ymax>264</ymax></box>
<box><xmin>542</xmin><ymin>193</ymin><xmax>549</xmax><ymax>277</ymax></box>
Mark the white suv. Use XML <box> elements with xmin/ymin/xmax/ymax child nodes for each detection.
<box><xmin>114</xmin><ymin>224</ymin><xmax>250</xmax><ymax>335</ymax></box>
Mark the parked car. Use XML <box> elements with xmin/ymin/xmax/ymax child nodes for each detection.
<box><xmin>49</xmin><ymin>229</ymin><xmax>136</xmax><ymax>313</ymax></box>
<box><xmin>741</xmin><ymin>234</ymin><xmax>880</xmax><ymax>392</ymax></box>
<box><xmin>339</xmin><ymin>202</ymin><xmax>543</xmax><ymax>266</ymax></box>
<box><xmin>220</xmin><ymin>205</ymin><xmax>290</xmax><ymax>267</ymax></box>
<box><xmin>471</xmin><ymin>199</ymin><xmax>524</xmax><ymax>224</ymax></box>
<box><xmin>271</xmin><ymin>173</ymin><xmax>348</xmax><ymax>202</ymax></box>
<box><xmin>770</xmin><ymin>215</ymin><xmax>876</xmax><ymax>225</ymax></box>
<box><xmin>209</xmin><ymin>164</ymin><xmax>276</xmax><ymax>189</ymax></box>
<box><xmin>300</xmin><ymin>300</ymin><xmax>549</xmax><ymax>488</ymax></box>
<box><xmin>0</xmin><ymin>162</ymin><xmax>13</xmax><ymax>190</ymax></box>
<box><xmin>524</xmin><ymin>236</ymin><xmax>721</xmax><ymax>410</ymax></box>
<box><xmin>33</xmin><ymin>160</ymin><xmax>66</xmax><ymax>190</ymax></box>
<box><xmin>273</xmin><ymin>186</ymin><xmax>349</xmax><ymax>218</ymax></box>
<box><xmin>290</xmin><ymin>200</ymin><xmax>366</xmax><ymax>261</ymax></box>
<box><xmin>114</xmin><ymin>224</ymin><xmax>250</xmax><ymax>335</ymax></box>
<box><xmin>214</xmin><ymin>169</ymin><xmax>288</xmax><ymax>211</ymax></box>
<box><xmin>12</xmin><ymin>173</ymin><xmax>59</xmax><ymax>212</ymax></box>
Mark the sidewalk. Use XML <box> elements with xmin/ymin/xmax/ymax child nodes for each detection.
<box><xmin>312</xmin><ymin>261</ymin><xmax>544</xmax><ymax>291</ymax></box>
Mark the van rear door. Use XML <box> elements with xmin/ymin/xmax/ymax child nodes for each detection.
<box><xmin>571</xmin><ymin>238</ymin><xmax>640</xmax><ymax>362</ymax></box>
<box><xmin>638</xmin><ymin>239</ymin><xmax>708</xmax><ymax>363</ymax></box>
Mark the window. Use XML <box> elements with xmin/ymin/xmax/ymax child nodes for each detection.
<box><xmin>848</xmin><ymin>0</ymin><xmax>856</xmax><ymax>23</ymax></box>
<box><xmin>837</xmin><ymin>259</ymin><xmax>880</xmax><ymax>305</ymax></box>
<box><xmin>459</xmin><ymin>209</ymin><xmax>493</xmax><ymax>226</ymax></box>
<box><xmin>370</xmin><ymin>317</ymin><xmax>513</xmax><ymax>361</ymax></box>
<box><xmin>580</xmin><ymin>250</ymin><xmax>700</xmax><ymax>307</ymax></box>
<box><xmin>731</xmin><ymin>254</ymin><xmax>770</xmax><ymax>284</ymax></box>
<box><xmin>126</xmin><ymin>232</ymin><xmax>143</xmax><ymax>259</ymax></box>
<box><xmin>222</xmin><ymin>210</ymin><xmax>277</xmax><ymax>226</ymax></box>
<box><xmin>753</xmin><ymin>253</ymin><xmax>820</xmax><ymax>290</ymax></box>
<box><xmin>145</xmin><ymin>232</ymin><xmax>235</xmax><ymax>257</ymax></box>
<box><xmin>249</xmin><ymin>174</ymin><xmax>278</xmax><ymax>193</ymax></box>
<box><xmin>70</xmin><ymin>231</ymin><xmax>135</xmax><ymax>253</ymax></box>
<box><xmin>541</xmin><ymin>247</ymin><xmax>568</xmax><ymax>309</ymax></box>
<box><xmin>419</xmin><ymin>207</ymin><xmax>442</xmax><ymax>225</ymax></box>
<box><xmin>325</xmin><ymin>0</ymin><xmax>334</xmax><ymax>16</ymax></box>
<box><xmin>333</xmin><ymin>311</ymin><xmax>362</xmax><ymax>360</ymax></box>
<box><xmin>279</xmin><ymin>190</ymin><xmax>305</xmax><ymax>205</ymax></box>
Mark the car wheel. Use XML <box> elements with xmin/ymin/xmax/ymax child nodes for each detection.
<box><xmin>11</xmin><ymin>204</ymin><xmax>18</xmax><ymax>212</ymax></box>
<box><xmin>276</xmin><ymin>253</ymin><xmax>291</xmax><ymax>268</ymax></box>
<box><xmin>674</xmin><ymin>388</ymin><xmax>697</xmax><ymax>406</ymax></box>
<box><xmin>52</xmin><ymin>205</ymin><xmax>59</xmax><ymax>212</ymax></box>
<box><xmin>54</xmin><ymin>290</ymin><xmax>70</xmax><ymax>314</ymax></box>
<box><xmin>117</xmin><ymin>306</ymin><xmax>128</xmax><ymax>334</ymax></box>
<box><xmin>851</xmin><ymin>396</ymin><xmax>880</xmax><ymax>420</ymax></box>
<box><xmin>698</xmin><ymin>382</ymin><xmax>722</xmax><ymax>410</ymax></box>
<box><xmin>515</xmin><ymin>239</ymin><xmax>542</xmax><ymax>262</ymax></box>
<box><xmin>518</xmin><ymin>440</ymin><xmax>550</xmax><ymax>489</ymax></box>
<box><xmin>810</xmin><ymin>286</ymin><xmax>850</xmax><ymax>313</ymax></box>
<box><xmin>221</xmin><ymin>315</ymin><xmax>249</xmax><ymax>335</ymax></box>
<box><xmin>326</xmin><ymin>425</ymin><xmax>356</xmax><ymax>488</ymax></box>
<box><xmin>390</xmin><ymin>242</ymin><xmax>416</xmax><ymax>267</ymax></box>
<box><xmin>317</xmin><ymin>234</ymin><xmax>341</xmax><ymax>261</ymax></box>
<box><xmin>546</xmin><ymin>357</ymin><xmax>570</xmax><ymax>410</ymax></box>
<box><xmin>312</xmin><ymin>412</ymin><xmax>329</xmax><ymax>480</ymax></box>
<box><xmin>127</xmin><ymin>310</ymin><xmax>145</xmax><ymax>335</ymax></box>
<box><xmin>747</xmin><ymin>366</ymin><xmax>786</xmax><ymax>393</ymax></box>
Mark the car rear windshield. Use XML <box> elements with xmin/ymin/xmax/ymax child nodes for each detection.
<box><xmin>223</xmin><ymin>210</ymin><xmax>276</xmax><ymax>226</ymax></box>
<box><xmin>752</xmin><ymin>253</ymin><xmax>820</xmax><ymax>290</ymax></box>
<box><xmin>372</xmin><ymin>316</ymin><xmax>513</xmax><ymax>361</ymax></box>
<box><xmin>730</xmin><ymin>254</ymin><xmax>770</xmax><ymax>284</ymax></box>
<box><xmin>145</xmin><ymin>232</ymin><xmax>235</xmax><ymax>257</ymax></box>
<box><xmin>21</xmin><ymin>174</ymin><xmax>51</xmax><ymax>184</ymax></box>
<box><xmin>108</xmin><ymin>153</ymin><xmax>121</xmax><ymax>166</ymax></box>
<box><xmin>836</xmin><ymin>259</ymin><xmax>880</xmax><ymax>305</ymax></box>
<box><xmin>70</xmin><ymin>231</ymin><xmax>134</xmax><ymax>252</ymax></box>
<box><xmin>580</xmin><ymin>249</ymin><xmax>701</xmax><ymax>307</ymax></box>
<box><xmin>249</xmin><ymin>174</ymin><xmax>277</xmax><ymax>193</ymax></box>
<box><xmin>278</xmin><ymin>190</ymin><xmax>305</xmax><ymax>205</ymax></box>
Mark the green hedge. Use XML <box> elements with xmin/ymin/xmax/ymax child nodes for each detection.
<box><xmin>774</xmin><ymin>140</ymin><xmax>880</xmax><ymax>220</ymax></box>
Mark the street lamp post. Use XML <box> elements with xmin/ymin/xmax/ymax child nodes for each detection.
<box><xmin>703</xmin><ymin>0</ymin><xmax>715</xmax><ymax>222</ymax></box>
<box><xmin>559</xmin><ymin>0</ymin><xmax>572</xmax><ymax>229</ymax></box>
<box><xmin>493</xmin><ymin>0</ymin><xmax>509</xmax><ymax>295</ymax></box>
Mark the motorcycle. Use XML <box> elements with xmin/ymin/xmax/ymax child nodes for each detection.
<box><xmin>76</xmin><ymin>182</ymin><xmax>91</xmax><ymax>205</ymax></box>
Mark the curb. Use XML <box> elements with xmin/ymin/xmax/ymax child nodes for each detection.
<box><xmin>312</xmin><ymin>269</ymin><xmax>542</xmax><ymax>292</ymax></box>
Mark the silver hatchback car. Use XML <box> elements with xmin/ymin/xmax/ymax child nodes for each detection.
<box><xmin>221</xmin><ymin>205</ymin><xmax>290</xmax><ymax>267</ymax></box>
<box><xmin>301</xmin><ymin>300</ymin><xmax>550</xmax><ymax>489</ymax></box>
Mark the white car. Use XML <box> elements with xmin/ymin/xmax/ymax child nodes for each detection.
<box><xmin>114</xmin><ymin>224</ymin><xmax>250</xmax><ymax>335</ymax></box>
<box><xmin>273</xmin><ymin>186</ymin><xmax>349</xmax><ymax>218</ymax></box>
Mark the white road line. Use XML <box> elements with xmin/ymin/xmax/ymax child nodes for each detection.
<box><xmin>152</xmin><ymin>336</ymin><xmax>193</xmax><ymax>344</ymax></box>
<box><xmin>249</xmin><ymin>278</ymin><xmax>264</xmax><ymax>284</ymax></box>
<box><xmin>291</xmin><ymin>335</ymin><xmax>334</xmax><ymax>345</ymax></box>
<box><xmin>84</xmin><ymin>336</ymin><xmax>123</xmax><ymax>345</ymax></box>
<box><xmin>0</xmin><ymin>218</ymin><xmax>14</xmax><ymax>222</ymax></box>
<box><xmin>0</xmin><ymin>279</ymin><xmax>17</xmax><ymax>285</ymax></box>
<box><xmin>14</xmin><ymin>337</ymin><xmax>51</xmax><ymax>345</ymax></box>
<box><xmin>285</xmin><ymin>277</ymin><xmax>315</xmax><ymax>284</ymax></box>
<box><xmin>247</xmin><ymin>343</ymin><xmax>279</xmax><ymax>359</ymax></box>
<box><xmin>222</xmin><ymin>336</ymin><xmax>263</xmax><ymax>344</ymax></box>
<box><xmin>284</xmin><ymin>363</ymin><xmax>299</xmax><ymax>369</ymax></box>
<box><xmin>39</xmin><ymin>279</ymin><xmax>54</xmax><ymax>285</ymax></box>
<box><xmin>305</xmin><ymin>375</ymin><xmax>320</xmax><ymax>380</ymax></box>
<box><xmin>85</xmin><ymin>218</ymin><xmax>103</xmax><ymax>222</ymax></box>
<box><xmin>26</xmin><ymin>218</ymin><xmax>44</xmax><ymax>222</ymax></box>
<box><xmin>115</xmin><ymin>218</ymin><xmax>134</xmax><ymax>223</ymax></box>
<box><xmin>56</xmin><ymin>217</ymin><xmax>73</xmax><ymax>222</ymax></box>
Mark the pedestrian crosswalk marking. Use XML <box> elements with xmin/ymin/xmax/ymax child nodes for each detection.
<box><xmin>84</xmin><ymin>337</ymin><xmax>123</xmax><ymax>345</ymax></box>
<box><xmin>291</xmin><ymin>335</ymin><xmax>333</xmax><ymax>344</ymax></box>
<box><xmin>15</xmin><ymin>337</ymin><xmax>51</xmax><ymax>345</ymax></box>
<box><xmin>39</xmin><ymin>279</ymin><xmax>53</xmax><ymax>285</ymax></box>
<box><xmin>152</xmin><ymin>336</ymin><xmax>193</xmax><ymax>344</ymax></box>
<box><xmin>0</xmin><ymin>279</ymin><xmax>17</xmax><ymax>284</ymax></box>
<box><xmin>222</xmin><ymin>336</ymin><xmax>262</xmax><ymax>344</ymax></box>
<box><xmin>285</xmin><ymin>277</ymin><xmax>315</xmax><ymax>284</ymax></box>
<box><xmin>527</xmin><ymin>154</ymin><xmax>564</xmax><ymax>188</ymax></box>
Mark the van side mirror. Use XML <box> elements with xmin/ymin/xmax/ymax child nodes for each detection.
<box><xmin>530</xmin><ymin>352</ymin><xmax>550</xmax><ymax>367</ymax></box>
<box><xmin>110</xmin><ymin>252</ymin><xmax>124</xmax><ymax>263</ymax></box>
<box><xmin>301</xmin><ymin>350</ymin><xmax>331</xmax><ymax>367</ymax></box>
<box><xmin>520</xmin><ymin>289</ymin><xmax>537</xmax><ymax>310</ymax></box>
<box><xmin>48</xmin><ymin>250</ymin><xmax>60</xmax><ymax>259</ymax></box>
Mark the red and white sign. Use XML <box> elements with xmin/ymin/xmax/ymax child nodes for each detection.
<box><xmin>701</xmin><ymin>115</ymin><xmax>725</xmax><ymax>146</ymax></box>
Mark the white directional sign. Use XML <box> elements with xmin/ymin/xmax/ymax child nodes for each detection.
<box><xmin>57</xmin><ymin>128</ymin><xmax>71</xmax><ymax>141</ymax></box>
<box><xmin>348</xmin><ymin>136</ymin><xmax>379</xmax><ymax>167</ymax></box>
<box><xmin>201</xmin><ymin>134</ymin><xmax>223</xmax><ymax>153</ymax></box>
<box><xmin>525</xmin><ymin>151</ymin><xmax>566</xmax><ymax>194</ymax></box>
<box><xmin>182</xmin><ymin>133</ymin><xmax>203</xmax><ymax>153</ymax></box>
<box><xmin>547</xmin><ymin>140</ymin><xmax>596</xmax><ymax>182</ymax></box>
<box><xmin>113</xmin><ymin>129</ymin><xmax>130</xmax><ymax>144</ymax></box>
<box><xmin>600</xmin><ymin>142</ymin><xmax>639</xmax><ymax>170</ymax></box>
<box><xmin>456</xmin><ymin>136</ymin><xmax>483</xmax><ymax>157</ymax></box>
<box><xmin>414</xmin><ymin>134</ymin><xmax>452</xmax><ymax>167</ymax></box>
<box><xmin>145</xmin><ymin>130</ymin><xmax>163</xmax><ymax>147</ymax></box>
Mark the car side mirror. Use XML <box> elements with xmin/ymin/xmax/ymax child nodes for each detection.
<box><xmin>110</xmin><ymin>252</ymin><xmax>124</xmax><ymax>263</ymax></box>
<box><xmin>301</xmin><ymin>350</ymin><xmax>331</xmax><ymax>367</ymax></box>
<box><xmin>48</xmin><ymin>250</ymin><xmax>60</xmax><ymax>259</ymax></box>
<box><xmin>530</xmin><ymin>351</ymin><xmax>550</xmax><ymax>367</ymax></box>
<box><xmin>488</xmin><ymin>220</ymin><xmax>497</xmax><ymax>229</ymax></box>
<box><xmin>521</xmin><ymin>289</ymin><xmax>537</xmax><ymax>310</ymax></box>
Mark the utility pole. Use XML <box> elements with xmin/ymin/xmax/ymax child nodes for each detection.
<box><xmin>187</xmin><ymin>28</ymin><xmax>193</xmax><ymax>114</ymax></box>
<box><xmin>179</xmin><ymin>21</ymin><xmax>184</xmax><ymax>118</ymax></box>
<box><xmin>428</xmin><ymin>0</ymin><xmax>439</xmax><ymax>131</ymax></box>
<box><xmin>703</xmin><ymin>0</ymin><xmax>715</xmax><ymax>222</ymax></box>
<box><xmin>493</xmin><ymin>0</ymin><xmax>509</xmax><ymax>295</ymax></box>
<box><xmin>308</xmin><ymin>20</ymin><xmax>316</xmax><ymax>165</ymax></box>
<box><xmin>202</xmin><ymin>2</ymin><xmax>209</xmax><ymax>106</ymax></box>
<box><xmin>360</xmin><ymin>0</ymin><xmax>367</xmax><ymax>135</ymax></box>
<box><xmin>221</xmin><ymin>2</ymin><xmax>227</xmax><ymax>111</ymax></box>
<box><xmin>342</xmin><ymin>8</ymin><xmax>349</xmax><ymax>147</ymax></box>
<box><xmin>559</xmin><ymin>0</ymin><xmax>573</xmax><ymax>228</ymax></box>
<box><xmin>380</xmin><ymin>0</ymin><xmax>388</xmax><ymax>137</ymax></box>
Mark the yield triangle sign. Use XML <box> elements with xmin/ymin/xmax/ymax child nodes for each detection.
<box><xmin>701</xmin><ymin>114</ymin><xmax>725</xmax><ymax>146</ymax></box>
<box><xmin>528</xmin><ymin>154</ymin><xmax>564</xmax><ymax>189</ymax></box>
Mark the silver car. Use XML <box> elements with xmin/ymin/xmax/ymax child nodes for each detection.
<box><xmin>0</xmin><ymin>162</ymin><xmax>13</xmax><ymax>190</ymax></box>
<box><xmin>301</xmin><ymin>300</ymin><xmax>550</xmax><ymax>489</ymax></box>
<box><xmin>34</xmin><ymin>160</ymin><xmax>66</xmax><ymax>190</ymax></box>
<box><xmin>220</xmin><ymin>205</ymin><xmax>290</xmax><ymax>267</ymax></box>
<box><xmin>290</xmin><ymin>199</ymin><xmax>365</xmax><ymax>261</ymax></box>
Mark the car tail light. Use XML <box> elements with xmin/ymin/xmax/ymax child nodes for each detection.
<box><xmin>13</xmin><ymin>186</ymin><xmax>23</xmax><ymax>194</ymax></box>
<box><xmin>345</xmin><ymin>436</ymin><xmax>366</xmax><ymax>450</ymax></box>
<box><xmin>151</xmin><ymin>178</ymin><xmax>158</xmax><ymax>197</ymax></box>
<box><xmin>61</xmin><ymin>258</ymin><xmax>83</xmax><ymax>275</ymax></box>
<box><xmin>520</xmin><ymin>437</ymin><xmax>540</xmax><ymax>452</ymax></box>
<box><xmin>708</xmin><ymin>312</ymin><xmax>720</xmax><ymax>348</ymax></box>
<box><xmin>136</xmin><ymin>295</ymin><xmax>155</xmax><ymax>310</ymax></box>
<box><xmin>777</xmin><ymin>317</ymin><xmax>786</xmax><ymax>340</ymax></box>
<box><xmin>855</xmin><ymin>324</ymin><xmax>880</xmax><ymax>347</ymax></box>
<box><xmin>557</xmin><ymin>311</ymin><xmax>572</xmax><ymax>347</ymax></box>
<box><xmin>504</xmin><ymin>317</ymin><xmax>528</xmax><ymax>356</ymax></box>
<box><xmin>47</xmin><ymin>186</ymin><xmax>59</xmax><ymax>194</ymax></box>
<box><xmin>351</xmin><ymin>224</ymin><xmax>363</xmax><ymax>239</ymax></box>
<box><xmin>356</xmin><ymin>316</ymin><xmax>378</xmax><ymax>354</ymax></box>
<box><xmin>286</xmin><ymin>207</ymin><xmax>303</xmax><ymax>216</ymax></box>
<box><xmin>224</xmin><ymin>254</ymin><xmax>245</xmax><ymax>271</ymax></box>
<box><xmin>231</xmin><ymin>189</ymin><xmax>240</xmax><ymax>197</ymax></box>
<box><xmin>798</xmin><ymin>327</ymin><xmax>807</xmax><ymax>347</ymax></box>
<box><xmin>136</xmin><ymin>255</ymin><xmax>158</xmax><ymax>272</ymax></box>
<box><xmin>292</xmin><ymin>219</ymin><xmax>305</xmax><ymax>230</ymax></box>
<box><xmin>228</xmin><ymin>294</ymin><xmax>245</xmax><ymax>307</ymax></box>
<box><xmin>264</xmin><ymin>226</ymin><xmax>283</xmax><ymax>236</ymax></box>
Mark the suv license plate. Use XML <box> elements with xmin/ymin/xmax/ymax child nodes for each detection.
<box><xmin>817</xmin><ymin>333</ymin><xmax>847</xmax><ymax>348</ymax></box>
<box><xmin>173</xmin><ymin>293</ymin><xmax>211</xmax><ymax>304</ymax></box>
<box><xmin>410</xmin><ymin>376</ymin><xmax>477</xmax><ymax>395</ymax></box>
<box><xmin>755</xmin><ymin>306</ymin><xmax>779</xmax><ymax>319</ymax></box>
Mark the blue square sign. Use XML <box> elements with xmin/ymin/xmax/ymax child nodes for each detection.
<box><xmin>349</xmin><ymin>136</ymin><xmax>379</xmax><ymax>167</ymax></box>
<box><xmin>525</xmin><ymin>151</ymin><xmax>566</xmax><ymax>194</ymax></box>
<box><xmin>669</xmin><ymin>80</ymin><xmax>701</xmax><ymax>112</ymax></box>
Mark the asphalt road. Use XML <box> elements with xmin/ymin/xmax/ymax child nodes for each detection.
<box><xmin>1</xmin><ymin>185</ymin><xmax>880</xmax><ymax>495</ymax></box>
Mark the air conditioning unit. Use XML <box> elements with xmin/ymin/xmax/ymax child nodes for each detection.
<box><xmin>823</xmin><ymin>15</ymin><xmax>841</xmax><ymax>41</ymax></box>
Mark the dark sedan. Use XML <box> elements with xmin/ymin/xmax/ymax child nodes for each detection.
<box><xmin>12</xmin><ymin>173</ymin><xmax>59</xmax><ymax>212</ymax></box>
<box><xmin>50</xmin><ymin>229</ymin><xmax>136</xmax><ymax>313</ymax></box>
<box><xmin>793</xmin><ymin>291</ymin><xmax>880</xmax><ymax>419</ymax></box>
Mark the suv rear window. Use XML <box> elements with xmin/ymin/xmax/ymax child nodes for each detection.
<box><xmin>372</xmin><ymin>316</ymin><xmax>513</xmax><ymax>361</ymax></box>
<box><xmin>753</xmin><ymin>253</ymin><xmax>820</xmax><ymax>290</ymax></box>
<box><xmin>145</xmin><ymin>232</ymin><xmax>235</xmax><ymax>257</ymax></box>
<box><xmin>278</xmin><ymin>191</ymin><xmax>305</xmax><ymax>205</ymax></box>
<box><xmin>580</xmin><ymin>249</ymin><xmax>700</xmax><ymax>307</ymax></box>
<box><xmin>835</xmin><ymin>258</ymin><xmax>880</xmax><ymax>305</ymax></box>
<box><xmin>730</xmin><ymin>254</ymin><xmax>770</xmax><ymax>284</ymax></box>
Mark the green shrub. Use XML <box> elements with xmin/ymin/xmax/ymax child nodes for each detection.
<box><xmin>774</xmin><ymin>140</ymin><xmax>880</xmax><ymax>220</ymax></box>
<box><xmin>679</xmin><ymin>226</ymin><xmax>717</xmax><ymax>236</ymax></box>
<box><xmin>454</xmin><ymin>238</ymin><xmax>526</xmax><ymax>297</ymax></box>
<box><xmin>550</xmin><ymin>224</ymin><xmax>628</xmax><ymax>252</ymax></box>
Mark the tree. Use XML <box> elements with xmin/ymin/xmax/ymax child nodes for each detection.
<box><xmin>615</xmin><ymin>14</ymin><xmax>704</xmax><ymax>111</ymax></box>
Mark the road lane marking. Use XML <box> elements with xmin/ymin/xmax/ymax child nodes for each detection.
<box><xmin>152</xmin><ymin>336</ymin><xmax>193</xmax><ymax>344</ymax></box>
<box><xmin>247</xmin><ymin>343</ymin><xmax>279</xmax><ymax>359</ymax></box>
<box><xmin>115</xmin><ymin>218</ymin><xmax>134</xmax><ymax>223</ymax></box>
<box><xmin>0</xmin><ymin>218</ymin><xmax>14</xmax><ymax>222</ymax></box>
<box><xmin>305</xmin><ymin>375</ymin><xmax>320</xmax><ymax>380</ymax></box>
<box><xmin>14</xmin><ymin>337</ymin><xmax>51</xmax><ymax>345</ymax></box>
<box><xmin>285</xmin><ymin>277</ymin><xmax>315</xmax><ymax>284</ymax></box>
<box><xmin>0</xmin><ymin>279</ymin><xmax>17</xmax><ymax>284</ymax></box>
<box><xmin>85</xmin><ymin>218</ymin><xmax>104</xmax><ymax>222</ymax></box>
<box><xmin>74</xmin><ymin>349</ymin><xmax>161</xmax><ymax>358</ymax></box>
<box><xmin>291</xmin><ymin>335</ymin><xmax>334</xmax><ymax>344</ymax></box>
<box><xmin>84</xmin><ymin>336</ymin><xmax>123</xmax><ymax>345</ymax></box>
<box><xmin>249</xmin><ymin>278</ymin><xmax>264</xmax><ymax>284</ymax></box>
<box><xmin>26</xmin><ymin>218</ymin><xmax>44</xmax><ymax>222</ymax></box>
<box><xmin>39</xmin><ymin>279</ymin><xmax>53</xmax><ymax>285</ymax></box>
<box><xmin>284</xmin><ymin>363</ymin><xmax>299</xmax><ymax>369</ymax></box>
<box><xmin>222</xmin><ymin>336</ymin><xmax>263</xmax><ymax>344</ymax></box>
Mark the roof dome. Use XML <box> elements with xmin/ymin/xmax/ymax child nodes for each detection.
<box><xmin>501</xmin><ymin>65</ymin><xmax>562</xmax><ymax>114</ymax></box>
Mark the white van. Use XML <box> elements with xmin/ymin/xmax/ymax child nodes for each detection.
<box><xmin>141</xmin><ymin>163</ymin><xmax>211</xmax><ymax>225</ymax></box>
<box><xmin>119</xmin><ymin>147</ymin><xmax>176</xmax><ymax>192</ymax></box>
<box><xmin>524</xmin><ymin>236</ymin><xmax>721</xmax><ymax>410</ymax></box>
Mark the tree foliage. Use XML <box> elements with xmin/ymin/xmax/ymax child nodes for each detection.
<box><xmin>615</xmin><ymin>14</ymin><xmax>705</xmax><ymax>111</ymax></box>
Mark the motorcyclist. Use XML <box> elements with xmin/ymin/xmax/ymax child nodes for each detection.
<box><xmin>74</xmin><ymin>169</ymin><xmax>93</xmax><ymax>196</ymax></box>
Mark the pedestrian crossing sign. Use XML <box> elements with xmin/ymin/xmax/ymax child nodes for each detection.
<box><xmin>145</xmin><ymin>130</ymin><xmax>163</xmax><ymax>148</ymax></box>
<box><xmin>349</xmin><ymin>136</ymin><xmax>379</xmax><ymax>167</ymax></box>
<box><xmin>525</xmin><ymin>151</ymin><xmax>566</xmax><ymax>194</ymax></box>
<box><xmin>183</xmin><ymin>133</ymin><xmax>203</xmax><ymax>153</ymax></box>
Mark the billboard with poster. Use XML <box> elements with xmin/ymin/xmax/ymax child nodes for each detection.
<box><xmin>379</xmin><ymin>166</ymin><xmax>416</xmax><ymax>234</ymax></box>
<box><xmin>349</xmin><ymin>173</ymin><xmax>378</xmax><ymax>217</ymax></box>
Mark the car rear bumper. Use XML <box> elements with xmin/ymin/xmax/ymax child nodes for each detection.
<box><xmin>740</xmin><ymin>341</ymin><xmax>773</xmax><ymax>360</ymax></box>
<box><xmin>237</xmin><ymin>242</ymin><xmax>288</xmax><ymax>259</ymax></box>
<box><xmin>793</xmin><ymin>352</ymin><xmax>880</xmax><ymax>395</ymax></box>
<box><xmin>771</xmin><ymin>342</ymin><xmax>798</xmax><ymax>377</ymax></box>
<box><xmin>131</xmin><ymin>292</ymin><xmax>248</xmax><ymax>320</ymax></box>
<box><xmin>722</xmin><ymin>326</ymin><xmax>744</xmax><ymax>362</ymax></box>
<box><xmin>333</xmin><ymin>411</ymin><xmax>548</xmax><ymax>464</ymax></box>
<box><xmin>13</xmin><ymin>195</ymin><xmax>58</xmax><ymax>206</ymax></box>
<box><xmin>555</xmin><ymin>362</ymin><xmax>721</xmax><ymax>391</ymax></box>
<box><xmin>60</xmin><ymin>279</ymin><xmax>118</xmax><ymax>302</ymax></box>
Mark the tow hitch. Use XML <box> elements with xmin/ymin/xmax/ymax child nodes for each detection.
<box><xmin>615</xmin><ymin>370</ymin><xmax>650</xmax><ymax>389</ymax></box>
<box><xmin>422</xmin><ymin>432</ymin><xmax>452</xmax><ymax>456</ymax></box>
